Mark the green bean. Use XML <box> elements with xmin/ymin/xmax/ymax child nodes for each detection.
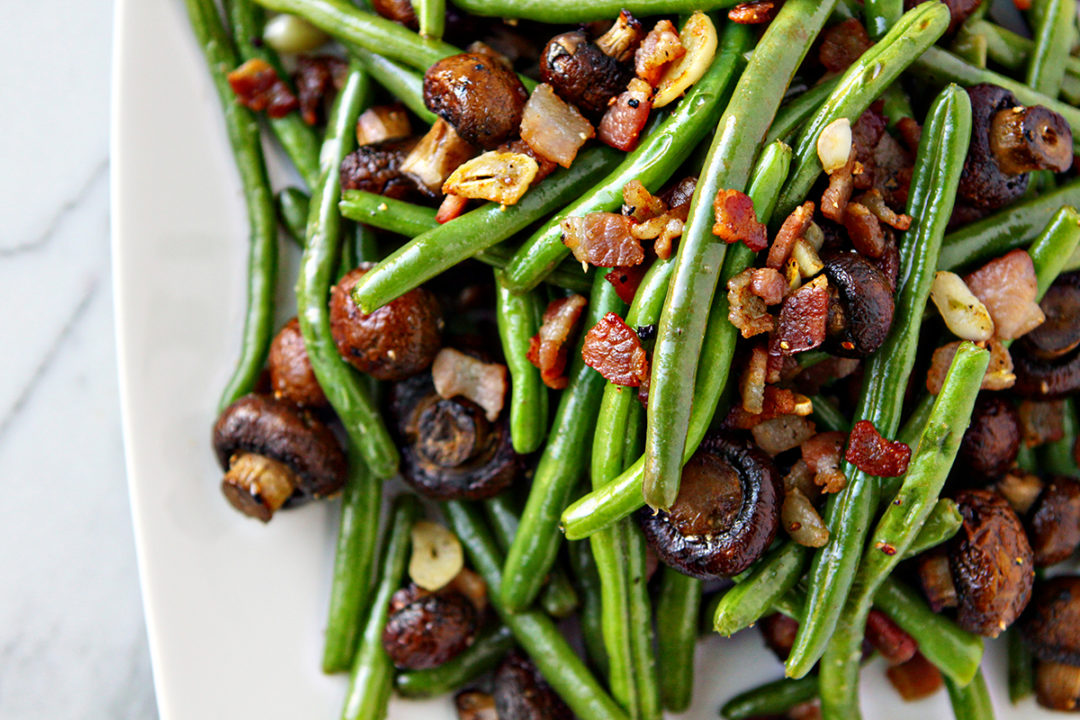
<box><xmin>721</xmin><ymin>675</ymin><xmax>820</xmax><ymax>720</ymax></box>
<box><xmin>904</xmin><ymin>498</ymin><xmax>963</xmax><ymax>558</ymax></box>
<box><xmin>875</xmin><ymin>577</ymin><xmax>984</xmax><ymax>688</ymax></box>
<box><xmin>774</xmin><ymin>2</ymin><xmax>951</xmax><ymax>219</ymax></box>
<box><xmin>569</xmin><ymin>538</ymin><xmax>610</xmax><ymax>677</ymax></box>
<box><xmin>226</xmin><ymin>0</ymin><xmax>322</xmax><ymax>188</ymax></box>
<box><xmin>939</xmin><ymin>180</ymin><xmax>1080</xmax><ymax>271</ymax></box>
<box><xmin>1026</xmin><ymin>0</ymin><xmax>1074</xmax><ymax>97</ymax></box>
<box><xmin>479</xmin><ymin>246</ymin><xmax>594</xmax><ymax>295</ymax></box>
<box><xmin>788</xmin><ymin>84</ymin><xmax>972</xmax><ymax>680</ymax></box>
<box><xmin>445</xmin><ymin>501</ymin><xmax>629</xmax><ymax>720</ymax></box>
<box><xmin>1040</xmin><ymin>398</ymin><xmax>1080</xmax><ymax>477</ymax></box>
<box><xmin>502</xmin><ymin>274</ymin><xmax>623</xmax><ymax>612</ymax></box>
<box><xmin>881</xmin><ymin>83</ymin><xmax>915</xmax><ymax>127</ymax></box>
<box><xmin>503</xmin><ymin>22</ymin><xmax>753</xmax><ymax>292</ymax></box>
<box><xmin>765</xmin><ymin>77</ymin><xmax>843</xmax><ymax>146</ymax></box>
<box><xmin>964</xmin><ymin>17</ymin><xmax>1080</xmax><ymax>99</ymax></box>
<box><xmin>945</xmin><ymin>668</ymin><xmax>995</xmax><ymax>720</ymax></box>
<box><xmin>296</xmin><ymin>64</ymin><xmax>399</xmax><ymax>480</ymax></box>
<box><xmin>865</xmin><ymin>0</ymin><xmax>903</xmax><ymax>39</ymax></box>
<box><xmin>495</xmin><ymin>273</ymin><xmax>548</xmax><ymax>455</ymax></box>
<box><xmin>395</xmin><ymin>624</ymin><xmax>514</xmax><ymax>698</ymax></box>
<box><xmin>353</xmin><ymin>146</ymin><xmax>619</xmax><ymax>312</ymax></box>
<box><xmin>560</xmin><ymin>140</ymin><xmax>793</xmax><ymax>539</ymax></box>
<box><xmin>656</xmin><ymin>568</ymin><xmax>702</xmax><ymax>712</ymax></box>
<box><xmin>910</xmin><ymin>46</ymin><xmax>1080</xmax><ymax>153</ymax></box>
<box><xmin>625</xmin><ymin>523</ymin><xmax>660</xmax><ymax>720</ymax></box>
<box><xmin>1007</xmin><ymin>629</ymin><xmax>1034</xmax><ymax>704</ymax></box>
<box><xmin>811</xmin><ymin>394</ymin><xmax>850</xmax><ymax>433</ymax></box>
<box><xmin>714</xmin><ymin>542</ymin><xmax>809</xmax><ymax>637</ymax></box>
<box><xmin>819</xmin><ymin>343</ymin><xmax>988</xmax><ymax>719</ymax></box>
<box><xmin>185</xmin><ymin>0</ymin><xmax>279</xmax><ymax>413</ymax></box>
<box><xmin>449</xmin><ymin>0</ymin><xmax>738</xmax><ymax>22</ymax></box>
<box><xmin>277</xmin><ymin>187</ymin><xmax>311</xmax><ymax>247</ymax></box>
<box><xmin>1017</xmin><ymin>443</ymin><xmax>1039</xmax><ymax>473</ymax></box>
<box><xmin>898</xmin><ymin>393</ymin><xmax>937</xmax><ymax>447</ymax></box>
<box><xmin>645</xmin><ymin>0</ymin><xmax>834</xmax><ymax>511</ymax></box>
<box><xmin>340</xmin><ymin>495</ymin><xmax>419</xmax><ymax>720</ymax></box>
<box><xmin>351</xmin><ymin>47</ymin><xmax>437</xmax><ymax>124</ymax></box>
<box><xmin>1028</xmin><ymin>207</ymin><xmax>1080</xmax><ymax>300</ymax></box>
<box><xmin>414</xmin><ymin>0</ymin><xmax>444</xmax><ymax>40</ymax></box>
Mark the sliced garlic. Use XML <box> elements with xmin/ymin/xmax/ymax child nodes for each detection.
<box><xmin>803</xmin><ymin>221</ymin><xmax>825</xmax><ymax>251</ymax></box>
<box><xmin>442</xmin><ymin>151</ymin><xmax>538</xmax><ymax>205</ymax></box>
<box><xmin>409</xmin><ymin>521</ymin><xmax>464</xmax><ymax>592</ymax></box>
<box><xmin>930</xmin><ymin>271</ymin><xmax>995</xmax><ymax>342</ymax></box>
<box><xmin>817</xmin><ymin>118</ymin><xmax>853</xmax><ymax>174</ymax></box>
<box><xmin>653</xmin><ymin>12</ymin><xmax>718</xmax><ymax>108</ymax></box>
<box><xmin>263</xmin><ymin>13</ymin><xmax>329</xmax><ymax>54</ymax></box>
<box><xmin>792</xmin><ymin>238</ymin><xmax>824</xmax><ymax>278</ymax></box>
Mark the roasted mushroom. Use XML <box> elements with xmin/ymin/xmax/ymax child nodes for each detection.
<box><xmin>958</xmin><ymin>84</ymin><xmax>1073</xmax><ymax>211</ymax></box>
<box><xmin>954</xmin><ymin>393</ymin><xmax>1020</xmax><ymax>481</ymax></box>
<box><xmin>423</xmin><ymin>53</ymin><xmax>529</xmax><ymax>149</ymax></box>
<box><xmin>212</xmin><ymin>394</ymin><xmax>347</xmax><ymax>522</ymax></box>
<box><xmin>390</xmin><ymin>373</ymin><xmax>517</xmax><ymax>500</ymax></box>
<box><xmin>456</xmin><ymin>690</ymin><xmax>499</xmax><ymax>720</ymax></box>
<box><xmin>1022</xmin><ymin>576</ymin><xmax>1080</xmax><ymax>665</ymax></box>
<box><xmin>268</xmin><ymin>318</ymin><xmax>326</xmax><ymax>408</ymax></box>
<box><xmin>821</xmin><ymin>252</ymin><xmax>895</xmax><ymax>358</ymax></box>
<box><xmin>638</xmin><ymin>431</ymin><xmax>781</xmax><ymax>579</ymax></box>
<box><xmin>759</xmin><ymin>612</ymin><xmax>799</xmax><ymax>661</ymax></box>
<box><xmin>330</xmin><ymin>265</ymin><xmax>443</xmax><ymax>382</ymax></box>
<box><xmin>1028</xmin><ymin>476</ymin><xmax>1080</xmax><ymax>567</ymax></box>
<box><xmin>948</xmin><ymin>489</ymin><xmax>1034</xmax><ymax>637</ymax></box>
<box><xmin>382</xmin><ymin>584</ymin><xmax>479</xmax><ymax>670</ymax></box>
<box><xmin>370</xmin><ymin>0</ymin><xmax>417</xmax><ymax>28</ymax></box>
<box><xmin>493</xmin><ymin>651</ymin><xmax>574</xmax><ymax>720</ymax></box>
<box><xmin>339</xmin><ymin>138</ymin><xmax>418</xmax><ymax>200</ymax></box>
<box><xmin>1014</xmin><ymin>272</ymin><xmax>1080</xmax><ymax>398</ymax></box>
<box><xmin>539</xmin><ymin>30</ymin><xmax>634</xmax><ymax>120</ymax></box>
<box><xmin>1035</xmin><ymin>660</ymin><xmax>1080</xmax><ymax>712</ymax></box>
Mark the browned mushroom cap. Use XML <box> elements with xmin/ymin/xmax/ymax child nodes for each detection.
<box><xmin>958</xmin><ymin>84</ymin><xmax>1029</xmax><ymax>210</ymax></box>
<box><xmin>268</xmin><ymin>318</ymin><xmax>326</xmax><ymax>408</ymax></box>
<box><xmin>539</xmin><ymin>30</ymin><xmax>634</xmax><ymax>120</ymax></box>
<box><xmin>370</xmin><ymin>0</ymin><xmax>417</xmax><ymax>28</ymax></box>
<box><xmin>1024</xmin><ymin>272</ymin><xmax>1080</xmax><ymax>361</ymax></box>
<box><xmin>455</xmin><ymin>690</ymin><xmax>498</xmax><ymax>720</ymax></box>
<box><xmin>330</xmin><ymin>265</ymin><xmax>443</xmax><ymax>382</ymax></box>
<box><xmin>381</xmin><ymin>584</ymin><xmax>478</xmax><ymax>670</ymax></box>
<box><xmin>339</xmin><ymin>138</ymin><xmax>418</xmax><ymax>200</ymax></box>
<box><xmin>1021</xmin><ymin>576</ymin><xmax>1080</xmax><ymax>665</ymax></box>
<box><xmin>390</xmin><ymin>373</ymin><xmax>517</xmax><ymax>500</ymax></box>
<box><xmin>638</xmin><ymin>431</ymin><xmax>781</xmax><ymax>580</ymax></box>
<box><xmin>821</xmin><ymin>253</ymin><xmax>895</xmax><ymax>358</ymax></box>
<box><xmin>955</xmin><ymin>394</ymin><xmax>1020</xmax><ymax>481</ymax></box>
<box><xmin>1035</xmin><ymin>660</ymin><xmax>1080</xmax><ymax>712</ymax></box>
<box><xmin>1028</xmin><ymin>477</ymin><xmax>1080</xmax><ymax>568</ymax></box>
<box><xmin>494</xmin><ymin>651</ymin><xmax>574</xmax><ymax>720</ymax></box>
<box><xmin>948</xmin><ymin>489</ymin><xmax>1035</xmax><ymax>637</ymax></box>
<box><xmin>212</xmin><ymin>394</ymin><xmax>347</xmax><ymax>522</ymax></box>
<box><xmin>423</xmin><ymin>53</ymin><xmax>528</xmax><ymax>150</ymax></box>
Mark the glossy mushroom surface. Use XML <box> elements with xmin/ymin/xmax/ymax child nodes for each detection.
<box><xmin>382</xmin><ymin>584</ymin><xmax>478</xmax><ymax>670</ymax></box>
<box><xmin>493</xmin><ymin>651</ymin><xmax>574</xmax><ymax>720</ymax></box>
<box><xmin>1028</xmin><ymin>476</ymin><xmax>1080</xmax><ymax>567</ymax></box>
<box><xmin>339</xmin><ymin>138</ymin><xmax>418</xmax><ymax>200</ymax></box>
<box><xmin>822</xmin><ymin>252</ymin><xmax>895</xmax><ymax>358</ymax></box>
<box><xmin>955</xmin><ymin>394</ymin><xmax>1020</xmax><ymax>481</ymax></box>
<box><xmin>268</xmin><ymin>318</ymin><xmax>327</xmax><ymax>408</ymax></box>
<box><xmin>423</xmin><ymin>53</ymin><xmax>528</xmax><ymax>149</ymax></box>
<box><xmin>539</xmin><ymin>30</ymin><xmax>633</xmax><ymax>120</ymax></box>
<box><xmin>1022</xmin><ymin>575</ymin><xmax>1080</xmax><ymax>665</ymax></box>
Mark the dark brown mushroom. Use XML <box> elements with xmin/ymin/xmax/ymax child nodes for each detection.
<box><xmin>1013</xmin><ymin>272</ymin><xmax>1080</xmax><ymax>398</ymax></box>
<box><xmin>954</xmin><ymin>394</ymin><xmax>1020</xmax><ymax>481</ymax></box>
<box><xmin>990</xmin><ymin>104</ymin><xmax>1073</xmax><ymax>175</ymax></box>
<box><xmin>330</xmin><ymin>265</ymin><xmax>443</xmax><ymax>382</ymax></box>
<box><xmin>339</xmin><ymin>138</ymin><xmax>418</xmax><ymax>200</ymax></box>
<box><xmin>948</xmin><ymin>489</ymin><xmax>1035</xmax><ymax>637</ymax></box>
<box><xmin>423</xmin><ymin>53</ymin><xmax>528</xmax><ymax>150</ymax></box>
<box><xmin>455</xmin><ymin>690</ymin><xmax>499</xmax><ymax>720</ymax></box>
<box><xmin>382</xmin><ymin>584</ymin><xmax>478</xmax><ymax>670</ymax></box>
<box><xmin>1028</xmin><ymin>476</ymin><xmax>1080</xmax><ymax>567</ymax></box>
<box><xmin>1021</xmin><ymin>576</ymin><xmax>1080</xmax><ymax>665</ymax></box>
<box><xmin>539</xmin><ymin>30</ymin><xmax>634</xmax><ymax>120</ymax></box>
<box><xmin>821</xmin><ymin>252</ymin><xmax>895</xmax><ymax>358</ymax></box>
<box><xmin>638</xmin><ymin>431</ymin><xmax>781</xmax><ymax>580</ymax></box>
<box><xmin>1035</xmin><ymin>660</ymin><xmax>1080</xmax><ymax>712</ymax></box>
<box><xmin>212</xmin><ymin>394</ymin><xmax>347</xmax><ymax>522</ymax></box>
<box><xmin>390</xmin><ymin>373</ymin><xmax>517</xmax><ymax>500</ymax></box>
<box><xmin>370</xmin><ymin>0</ymin><xmax>417</xmax><ymax>28</ymax></box>
<box><xmin>493</xmin><ymin>651</ymin><xmax>574</xmax><ymax>720</ymax></box>
<box><xmin>759</xmin><ymin>612</ymin><xmax>799</xmax><ymax>661</ymax></box>
<box><xmin>268</xmin><ymin>318</ymin><xmax>327</xmax><ymax>408</ymax></box>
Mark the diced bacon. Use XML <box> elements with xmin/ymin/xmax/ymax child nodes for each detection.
<box><xmin>770</xmin><ymin>275</ymin><xmax>829</xmax><ymax>356</ymax></box>
<box><xmin>435</xmin><ymin>193</ymin><xmax>469</xmax><ymax>223</ymax></box>
<box><xmin>927</xmin><ymin>339</ymin><xmax>1015</xmax><ymax>394</ymax></box>
<box><xmin>728</xmin><ymin>1</ymin><xmax>777</xmax><ymax>24</ymax></box>
<box><xmin>845</xmin><ymin>420</ymin><xmax>911</xmax><ymax>477</ymax></box>
<box><xmin>294</xmin><ymin>54</ymin><xmax>347</xmax><ymax>125</ymax></box>
<box><xmin>228</xmin><ymin>58</ymin><xmax>299</xmax><ymax>118</ymax></box>
<box><xmin>897</xmin><ymin>117</ymin><xmax>923</xmax><ymax>154</ymax></box>
<box><xmin>886</xmin><ymin>653</ymin><xmax>944</xmax><ymax>701</ymax></box>
<box><xmin>527</xmin><ymin>294</ymin><xmax>587</xmax><ymax>389</ymax></box>
<box><xmin>728</xmin><ymin>268</ymin><xmax>784</xmax><ymax>338</ymax></box>
<box><xmin>965</xmin><ymin>249</ymin><xmax>1046</xmax><ymax>341</ymax></box>
<box><xmin>431</xmin><ymin>348</ymin><xmax>508</xmax><ymax>422</ymax></box>
<box><xmin>802</xmin><ymin>431</ymin><xmax>848</xmax><ymax>494</ymax></box>
<box><xmin>604</xmin><ymin>264</ymin><xmax>649</xmax><ymax>304</ymax></box>
<box><xmin>581</xmin><ymin>313</ymin><xmax>650</xmax><ymax>386</ymax></box>
<box><xmin>752</xmin><ymin>414</ymin><xmax>817</xmax><ymax>456</ymax></box>
<box><xmin>859</xmin><ymin>189</ymin><xmax>912</xmax><ymax>231</ymax></box>
<box><xmin>726</xmin><ymin>386</ymin><xmax>814</xmax><ymax>429</ymax></box>
<box><xmin>599</xmin><ymin>79</ymin><xmax>654</xmax><ymax>152</ymax></box>
<box><xmin>768</xmin><ymin>201</ymin><xmax>815</xmax><ymax>269</ymax></box>
<box><xmin>750</xmin><ymin>267</ymin><xmax>787</xmax><ymax>305</ymax></box>
<box><xmin>520</xmin><ymin>84</ymin><xmax>595</xmax><ymax>169</ymax></box>
<box><xmin>843</xmin><ymin>202</ymin><xmax>887</xmax><ymax>258</ymax></box>
<box><xmin>866</xmin><ymin>610</ymin><xmax>918</xmax><ymax>665</ymax></box>
<box><xmin>623</xmin><ymin>179</ymin><xmax>667</xmax><ymax>222</ymax></box>
<box><xmin>562</xmin><ymin>213</ymin><xmax>645</xmax><ymax>268</ymax></box>
<box><xmin>713</xmin><ymin>189</ymin><xmax>767</xmax><ymax>251</ymax></box>
<box><xmin>635</xmin><ymin>20</ymin><xmax>685</xmax><ymax>87</ymax></box>
<box><xmin>740</xmin><ymin>346</ymin><xmax>769</xmax><ymax>414</ymax></box>
<box><xmin>819</xmin><ymin>18</ymin><xmax>872</xmax><ymax>73</ymax></box>
<box><xmin>821</xmin><ymin>153</ymin><xmax>856</xmax><ymax>222</ymax></box>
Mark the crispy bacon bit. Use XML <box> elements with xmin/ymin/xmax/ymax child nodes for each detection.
<box><xmin>750</xmin><ymin>268</ymin><xmax>787</xmax><ymax>305</ymax></box>
<box><xmin>562</xmin><ymin>213</ymin><xmax>645</xmax><ymax>268</ymax></box>
<box><xmin>802</xmin><ymin>431</ymin><xmax>847</xmax><ymax>494</ymax></box>
<box><xmin>520</xmin><ymin>84</ymin><xmax>595</xmax><ymax>169</ymax></box>
<box><xmin>927</xmin><ymin>339</ymin><xmax>1015</xmax><ymax>394</ymax></box>
<box><xmin>771</xmin><ymin>275</ymin><xmax>829</xmax><ymax>356</ymax></box>
<box><xmin>581</xmin><ymin>313</ymin><xmax>649</xmax><ymax>386</ymax></box>
<box><xmin>713</xmin><ymin>189</ymin><xmax>767</xmax><ymax>251</ymax></box>
<box><xmin>1019</xmin><ymin>399</ymin><xmax>1067</xmax><ymax>448</ymax></box>
<box><xmin>634</xmin><ymin>215</ymin><xmax>684</xmax><ymax>260</ymax></box>
<box><xmin>740</xmin><ymin>346</ymin><xmax>769</xmax><ymax>414</ymax></box>
<box><xmin>752</xmin><ymin>415</ymin><xmax>817</xmax><ymax>456</ymax></box>
<box><xmin>728</xmin><ymin>1</ymin><xmax>776</xmax><ymax>24</ymax></box>
<box><xmin>623</xmin><ymin>179</ymin><xmax>667</xmax><ymax>222</ymax></box>
<box><xmin>852</xmin><ymin>108</ymin><xmax>888</xmax><ymax>190</ymax></box>
<box><xmin>965</xmin><ymin>249</ymin><xmax>1046</xmax><ymax>341</ymax></box>
<box><xmin>435</xmin><ymin>193</ymin><xmax>470</xmax><ymax>224</ymax></box>
<box><xmin>596</xmin><ymin>10</ymin><xmax>646</xmax><ymax>63</ymax></box>
<box><xmin>768</xmin><ymin>201</ymin><xmax>815</xmax><ymax>269</ymax></box>
<box><xmin>527</xmin><ymin>295</ymin><xmax>587</xmax><ymax>389</ymax></box>
<box><xmin>726</xmin><ymin>386</ymin><xmax>814</xmax><ymax>429</ymax></box>
<box><xmin>859</xmin><ymin>189</ymin><xmax>912</xmax><ymax>231</ymax></box>
<box><xmin>886</xmin><ymin>653</ymin><xmax>944</xmax><ymax>701</ymax></box>
<box><xmin>819</xmin><ymin>18</ymin><xmax>872</xmax><ymax>73</ymax></box>
<box><xmin>599</xmin><ymin>78</ymin><xmax>654</xmax><ymax>152</ymax></box>
<box><xmin>431</xmin><ymin>348</ymin><xmax>508</xmax><ymax>421</ymax></box>
<box><xmin>635</xmin><ymin>20</ymin><xmax>685</xmax><ymax>87</ymax></box>
<box><xmin>228</xmin><ymin>58</ymin><xmax>299</xmax><ymax>118</ymax></box>
<box><xmin>821</xmin><ymin>153</ymin><xmax>856</xmax><ymax>222</ymax></box>
<box><xmin>843</xmin><ymin>202</ymin><xmax>887</xmax><ymax>258</ymax></box>
<box><xmin>295</xmin><ymin>55</ymin><xmax>347</xmax><ymax>125</ymax></box>
<box><xmin>845</xmin><ymin>420</ymin><xmax>911</xmax><ymax>477</ymax></box>
<box><xmin>604</xmin><ymin>265</ymin><xmax>649</xmax><ymax>304</ymax></box>
<box><xmin>866</xmin><ymin>609</ymin><xmax>918</xmax><ymax>665</ymax></box>
<box><xmin>728</xmin><ymin>268</ymin><xmax>785</xmax><ymax>338</ymax></box>
<box><xmin>897</xmin><ymin>117</ymin><xmax>923</xmax><ymax>153</ymax></box>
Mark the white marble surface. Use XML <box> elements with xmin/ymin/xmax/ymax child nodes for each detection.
<box><xmin>1</xmin><ymin>2</ymin><xmax>157</xmax><ymax>717</ymax></box>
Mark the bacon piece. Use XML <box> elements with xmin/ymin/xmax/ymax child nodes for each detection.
<box><xmin>771</xmin><ymin>275</ymin><xmax>828</xmax><ymax>356</ymax></box>
<box><xmin>859</xmin><ymin>189</ymin><xmax>912</xmax><ymax>231</ymax></box>
<box><xmin>752</xmin><ymin>414</ymin><xmax>818</xmax><ymax>456</ymax></box>
<box><xmin>897</xmin><ymin>117</ymin><xmax>923</xmax><ymax>154</ymax></box>
<box><xmin>927</xmin><ymin>339</ymin><xmax>1015</xmax><ymax>394</ymax></box>
<box><xmin>713</xmin><ymin>189</ymin><xmax>767</xmax><ymax>251</ymax></box>
<box><xmin>821</xmin><ymin>153</ymin><xmax>856</xmax><ymax>222</ymax></box>
<box><xmin>527</xmin><ymin>295</ymin><xmax>587</xmax><ymax>389</ymax></box>
<box><xmin>802</xmin><ymin>431</ymin><xmax>847</xmax><ymax>493</ymax></box>
<box><xmin>750</xmin><ymin>267</ymin><xmax>786</xmax><ymax>305</ymax></box>
<box><xmin>635</xmin><ymin>215</ymin><xmax>684</xmax><ymax>259</ymax></box>
<box><xmin>852</xmin><ymin>107</ymin><xmax>888</xmax><ymax>191</ymax></box>
<box><xmin>582</xmin><ymin>313</ymin><xmax>649</xmax><ymax>386</ymax></box>
<box><xmin>599</xmin><ymin>78</ymin><xmax>654</xmax><ymax>152</ymax></box>
<box><xmin>865</xmin><ymin>610</ymin><xmax>918</xmax><ymax>665</ymax></box>
<box><xmin>886</xmin><ymin>653</ymin><xmax>944</xmax><ymax>701</ymax></box>
<box><xmin>845</xmin><ymin>420</ymin><xmax>911</xmax><ymax>477</ymax></box>
<box><xmin>740</xmin><ymin>345</ymin><xmax>769</xmax><ymax>414</ymax></box>
<box><xmin>228</xmin><ymin>59</ymin><xmax>299</xmax><ymax>118</ymax></box>
<box><xmin>623</xmin><ymin>179</ymin><xmax>667</xmax><ymax>222</ymax></box>
<box><xmin>965</xmin><ymin>249</ymin><xmax>1046</xmax><ymax>341</ymax></box>
<box><xmin>635</xmin><ymin>20</ymin><xmax>685</xmax><ymax>87</ymax></box>
<box><xmin>431</xmin><ymin>348</ymin><xmax>508</xmax><ymax>421</ymax></box>
<box><xmin>819</xmin><ymin>18</ymin><xmax>872</xmax><ymax>73</ymax></box>
<box><xmin>520</xmin><ymin>83</ymin><xmax>595</xmax><ymax>169</ymax></box>
<box><xmin>726</xmin><ymin>386</ymin><xmax>814</xmax><ymax>430</ymax></box>
<box><xmin>728</xmin><ymin>1</ymin><xmax>777</xmax><ymax>24</ymax></box>
<box><xmin>561</xmin><ymin>213</ymin><xmax>645</xmax><ymax>268</ymax></box>
<box><xmin>843</xmin><ymin>202</ymin><xmax>887</xmax><ymax>258</ymax></box>
<box><xmin>768</xmin><ymin>201</ymin><xmax>815</xmax><ymax>269</ymax></box>
<box><xmin>435</xmin><ymin>193</ymin><xmax>469</xmax><ymax>223</ymax></box>
<box><xmin>295</xmin><ymin>55</ymin><xmax>347</xmax><ymax>125</ymax></box>
<box><xmin>604</xmin><ymin>265</ymin><xmax>649</xmax><ymax>304</ymax></box>
<box><xmin>728</xmin><ymin>268</ymin><xmax>785</xmax><ymax>338</ymax></box>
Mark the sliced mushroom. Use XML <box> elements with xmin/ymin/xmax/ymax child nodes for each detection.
<box><xmin>638</xmin><ymin>432</ymin><xmax>781</xmax><ymax>579</ymax></box>
<box><xmin>1022</xmin><ymin>575</ymin><xmax>1080</xmax><ymax>665</ymax></box>
<box><xmin>212</xmin><ymin>394</ymin><xmax>347</xmax><ymax>521</ymax></box>
<box><xmin>1028</xmin><ymin>476</ymin><xmax>1080</xmax><ymax>567</ymax></box>
<box><xmin>268</xmin><ymin>318</ymin><xmax>327</xmax><ymax>408</ymax></box>
<box><xmin>948</xmin><ymin>489</ymin><xmax>1034</xmax><ymax>637</ymax></box>
<box><xmin>382</xmin><ymin>584</ymin><xmax>479</xmax><ymax>670</ymax></box>
<box><xmin>821</xmin><ymin>252</ymin><xmax>895</xmax><ymax>358</ymax></box>
<box><xmin>494</xmin><ymin>651</ymin><xmax>574</xmax><ymax>720</ymax></box>
<box><xmin>955</xmin><ymin>393</ymin><xmax>1020</xmax><ymax>481</ymax></box>
<box><xmin>539</xmin><ymin>30</ymin><xmax>634</xmax><ymax>120</ymax></box>
<box><xmin>339</xmin><ymin>138</ymin><xmax>419</xmax><ymax>200</ymax></box>
<box><xmin>1025</xmin><ymin>273</ymin><xmax>1080</xmax><ymax>361</ymax></box>
<box><xmin>423</xmin><ymin>53</ymin><xmax>528</xmax><ymax>149</ymax></box>
<box><xmin>390</xmin><ymin>373</ymin><xmax>517</xmax><ymax>500</ymax></box>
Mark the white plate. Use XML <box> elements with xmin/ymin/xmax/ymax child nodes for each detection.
<box><xmin>112</xmin><ymin>1</ymin><xmax>1051</xmax><ymax>718</ymax></box>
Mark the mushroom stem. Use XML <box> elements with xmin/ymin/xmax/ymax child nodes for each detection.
<box><xmin>222</xmin><ymin>452</ymin><xmax>298</xmax><ymax>522</ymax></box>
<box><xmin>1036</xmin><ymin>661</ymin><xmax>1080</xmax><ymax>711</ymax></box>
<box><xmin>990</xmin><ymin>105</ymin><xmax>1073</xmax><ymax>175</ymax></box>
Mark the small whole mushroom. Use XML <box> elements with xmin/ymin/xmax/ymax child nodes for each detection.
<box><xmin>1014</xmin><ymin>272</ymin><xmax>1080</xmax><ymax>398</ymax></box>
<box><xmin>381</xmin><ymin>583</ymin><xmax>479</xmax><ymax>670</ymax></box>
<box><xmin>212</xmin><ymin>394</ymin><xmax>347</xmax><ymax>522</ymax></box>
<box><xmin>268</xmin><ymin>318</ymin><xmax>327</xmax><ymax>408</ymax></box>
<box><xmin>954</xmin><ymin>393</ymin><xmax>1020</xmax><ymax>481</ymax></box>
<box><xmin>493</xmin><ymin>651</ymin><xmax>574</xmax><ymax>720</ymax></box>
<box><xmin>539</xmin><ymin>30</ymin><xmax>634</xmax><ymax>120</ymax></box>
<box><xmin>423</xmin><ymin>53</ymin><xmax>529</xmax><ymax>149</ymax></box>
<box><xmin>1022</xmin><ymin>575</ymin><xmax>1080</xmax><ymax>710</ymax></box>
<box><xmin>1028</xmin><ymin>476</ymin><xmax>1080</xmax><ymax>567</ymax></box>
<box><xmin>821</xmin><ymin>252</ymin><xmax>896</xmax><ymax>358</ymax></box>
<box><xmin>339</xmin><ymin>138</ymin><xmax>419</xmax><ymax>200</ymax></box>
<box><xmin>638</xmin><ymin>431</ymin><xmax>781</xmax><ymax>579</ymax></box>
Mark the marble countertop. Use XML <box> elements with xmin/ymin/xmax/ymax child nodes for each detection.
<box><xmin>2</xmin><ymin>2</ymin><xmax>157</xmax><ymax>717</ymax></box>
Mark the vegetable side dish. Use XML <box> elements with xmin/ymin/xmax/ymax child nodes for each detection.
<box><xmin>185</xmin><ymin>0</ymin><xmax>1080</xmax><ymax>717</ymax></box>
